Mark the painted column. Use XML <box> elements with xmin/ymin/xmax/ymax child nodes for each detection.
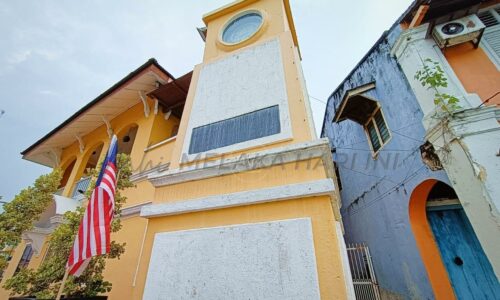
<box><xmin>134</xmin><ymin>0</ymin><xmax>353</xmax><ymax>298</ymax></box>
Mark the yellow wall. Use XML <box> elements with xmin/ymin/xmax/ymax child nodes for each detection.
<box><xmin>154</xmin><ymin>158</ymin><xmax>326</xmax><ymax>203</ymax></box>
<box><xmin>56</xmin><ymin>98</ymin><xmax>179</xmax><ymax>198</ymax></box>
<box><xmin>203</xmin><ymin>0</ymin><xmax>289</xmax><ymax>62</ymax></box>
<box><xmin>103</xmin><ymin>216</ymin><xmax>149</xmax><ymax>300</ymax></box>
<box><xmin>0</xmin><ymin>240</ymin><xmax>50</xmax><ymax>299</ymax></box>
<box><xmin>149</xmin><ymin>115</ymin><xmax>179</xmax><ymax>146</ymax></box>
<box><xmin>132</xmin><ymin>197</ymin><xmax>348</xmax><ymax>300</ymax></box>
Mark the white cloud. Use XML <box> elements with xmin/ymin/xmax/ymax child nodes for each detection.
<box><xmin>35</xmin><ymin>48</ymin><xmax>60</xmax><ymax>61</ymax></box>
<box><xmin>39</xmin><ymin>90</ymin><xmax>57</xmax><ymax>95</ymax></box>
<box><xmin>6</xmin><ymin>49</ymin><xmax>32</xmax><ymax>64</ymax></box>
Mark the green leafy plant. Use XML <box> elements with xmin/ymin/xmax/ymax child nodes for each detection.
<box><xmin>0</xmin><ymin>170</ymin><xmax>62</xmax><ymax>275</ymax></box>
<box><xmin>414</xmin><ymin>58</ymin><xmax>462</xmax><ymax>113</ymax></box>
<box><xmin>3</xmin><ymin>153</ymin><xmax>134</xmax><ymax>298</ymax></box>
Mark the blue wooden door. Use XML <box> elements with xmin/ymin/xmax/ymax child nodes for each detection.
<box><xmin>427</xmin><ymin>207</ymin><xmax>500</xmax><ymax>299</ymax></box>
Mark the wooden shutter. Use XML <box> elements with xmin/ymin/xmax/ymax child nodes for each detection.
<box><xmin>374</xmin><ymin>110</ymin><xmax>390</xmax><ymax>143</ymax></box>
<box><xmin>483</xmin><ymin>26</ymin><xmax>500</xmax><ymax>60</ymax></box>
<box><xmin>478</xmin><ymin>9</ymin><xmax>500</xmax><ymax>66</ymax></box>
<box><xmin>366</xmin><ymin>121</ymin><xmax>381</xmax><ymax>152</ymax></box>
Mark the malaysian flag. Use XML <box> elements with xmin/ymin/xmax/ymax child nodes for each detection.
<box><xmin>67</xmin><ymin>135</ymin><xmax>118</xmax><ymax>276</ymax></box>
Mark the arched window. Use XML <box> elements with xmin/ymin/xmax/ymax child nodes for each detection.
<box><xmin>117</xmin><ymin>124</ymin><xmax>139</xmax><ymax>155</ymax></box>
<box><xmin>71</xmin><ymin>143</ymin><xmax>104</xmax><ymax>199</ymax></box>
<box><xmin>83</xmin><ymin>143</ymin><xmax>104</xmax><ymax>175</ymax></box>
<box><xmin>58</xmin><ymin>158</ymin><xmax>76</xmax><ymax>192</ymax></box>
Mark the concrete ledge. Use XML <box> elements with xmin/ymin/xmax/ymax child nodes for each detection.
<box><xmin>121</xmin><ymin>201</ymin><xmax>152</xmax><ymax>217</ymax></box>
<box><xmin>140</xmin><ymin>179</ymin><xmax>335</xmax><ymax>218</ymax></box>
<box><xmin>130</xmin><ymin>163</ymin><xmax>170</xmax><ymax>183</ymax></box>
<box><xmin>148</xmin><ymin>138</ymin><xmax>333</xmax><ymax>187</ymax></box>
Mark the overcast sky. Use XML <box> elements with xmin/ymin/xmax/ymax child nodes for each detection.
<box><xmin>0</xmin><ymin>0</ymin><xmax>413</xmax><ymax>202</ymax></box>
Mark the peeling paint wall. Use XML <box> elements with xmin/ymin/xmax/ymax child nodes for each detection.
<box><xmin>393</xmin><ymin>22</ymin><xmax>500</xmax><ymax>280</ymax></box>
<box><xmin>321</xmin><ymin>26</ymin><xmax>451</xmax><ymax>299</ymax></box>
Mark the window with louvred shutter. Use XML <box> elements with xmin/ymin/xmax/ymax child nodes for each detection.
<box><xmin>478</xmin><ymin>6</ymin><xmax>500</xmax><ymax>68</ymax></box>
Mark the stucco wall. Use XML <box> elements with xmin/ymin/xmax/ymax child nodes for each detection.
<box><xmin>143</xmin><ymin>218</ymin><xmax>320</xmax><ymax>299</ymax></box>
<box><xmin>321</xmin><ymin>26</ymin><xmax>450</xmax><ymax>299</ymax></box>
<box><xmin>182</xmin><ymin>38</ymin><xmax>292</xmax><ymax>159</ymax></box>
<box><xmin>392</xmin><ymin>21</ymin><xmax>500</xmax><ymax>281</ymax></box>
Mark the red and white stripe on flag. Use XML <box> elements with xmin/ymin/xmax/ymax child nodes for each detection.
<box><xmin>67</xmin><ymin>162</ymin><xmax>117</xmax><ymax>276</ymax></box>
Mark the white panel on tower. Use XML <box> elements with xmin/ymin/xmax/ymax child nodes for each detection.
<box><xmin>142</xmin><ymin>218</ymin><xmax>320</xmax><ymax>300</ymax></box>
<box><xmin>182</xmin><ymin>38</ymin><xmax>292</xmax><ymax>159</ymax></box>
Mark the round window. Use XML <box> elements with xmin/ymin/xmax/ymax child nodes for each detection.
<box><xmin>222</xmin><ymin>12</ymin><xmax>263</xmax><ymax>44</ymax></box>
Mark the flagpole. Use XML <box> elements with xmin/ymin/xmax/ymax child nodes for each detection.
<box><xmin>55</xmin><ymin>267</ymin><xmax>69</xmax><ymax>300</ymax></box>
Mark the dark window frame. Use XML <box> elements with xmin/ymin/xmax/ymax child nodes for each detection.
<box><xmin>363</xmin><ymin>107</ymin><xmax>391</xmax><ymax>156</ymax></box>
<box><xmin>14</xmin><ymin>244</ymin><xmax>34</xmax><ymax>274</ymax></box>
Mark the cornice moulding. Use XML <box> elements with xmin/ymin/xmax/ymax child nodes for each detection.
<box><xmin>148</xmin><ymin>138</ymin><xmax>333</xmax><ymax>187</ymax></box>
<box><xmin>141</xmin><ymin>179</ymin><xmax>335</xmax><ymax>219</ymax></box>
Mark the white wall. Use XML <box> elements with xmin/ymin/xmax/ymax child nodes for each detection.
<box><xmin>182</xmin><ymin>38</ymin><xmax>292</xmax><ymax>160</ymax></box>
<box><xmin>143</xmin><ymin>218</ymin><xmax>321</xmax><ymax>300</ymax></box>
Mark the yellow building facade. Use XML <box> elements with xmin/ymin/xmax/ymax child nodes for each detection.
<box><xmin>1</xmin><ymin>0</ymin><xmax>354</xmax><ymax>299</ymax></box>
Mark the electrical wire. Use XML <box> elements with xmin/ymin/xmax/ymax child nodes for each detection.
<box><xmin>346</xmin><ymin>165</ymin><xmax>428</xmax><ymax>216</ymax></box>
<box><xmin>339</xmin><ymin>165</ymin><xmax>398</xmax><ymax>184</ymax></box>
<box><xmin>308</xmin><ymin>94</ymin><xmax>328</xmax><ymax>105</ymax></box>
<box><xmin>331</xmin><ymin>120</ymin><xmax>424</xmax><ymax>149</ymax></box>
<box><xmin>477</xmin><ymin>90</ymin><xmax>500</xmax><ymax>108</ymax></box>
<box><xmin>339</xmin><ymin>145</ymin><xmax>422</xmax><ymax>209</ymax></box>
<box><xmin>335</xmin><ymin>147</ymin><xmax>416</xmax><ymax>152</ymax></box>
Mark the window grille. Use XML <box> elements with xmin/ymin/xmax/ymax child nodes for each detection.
<box><xmin>189</xmin><ymin>105</ymin><xmax>280</xmax><ymax>154</ymax></box>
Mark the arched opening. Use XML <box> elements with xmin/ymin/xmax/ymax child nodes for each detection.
<box><xmin>117</xmin><ymin>124</ymin><xmax>138</xmax><ymax>155</ymax></box>
<box><xmin>427</xmin><ymin>182</ymin><xmax>458</xmax><ymax>202</ymax></box>
<box><xmin>71</xmin><ymin>142</ymin><xmax>104</xmax><ymax>199</ymax></box>
<box><xmin>58</xmin><ymin>158</ymin><xmax>76</xmax><ymax>191</ymax></box>
<box><xmin>83</xmin><ymin>143</ymin><xmax>104</xmax><ymax>176</ymax></box>
<box><xmin>409</xmin><ymin>179</ymin><xmax>455</xmax><ymax>299</ymax></box>
<box><xmin>409</xmin><ymin>180</ymin><xmax>500</xmax><ymax>299</ymax></box>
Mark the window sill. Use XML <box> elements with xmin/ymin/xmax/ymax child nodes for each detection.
<box><xmin>144</xmin><ymin>136</ymin><xmax>177</xmax><ymax>152</ymax></box>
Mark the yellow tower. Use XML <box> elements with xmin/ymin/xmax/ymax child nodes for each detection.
<box><xmin>134</xmin><ymin>0</ymin><xmax>354</xmax><ymax>298</ymax></box>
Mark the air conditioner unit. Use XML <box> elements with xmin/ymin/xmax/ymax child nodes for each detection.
<box><xmin>432</xmin><ymin>14</ymin><xmax>485</xmax><ymax>48</ymax></box>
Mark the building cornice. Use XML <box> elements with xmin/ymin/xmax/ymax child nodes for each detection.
<box><xmin>426</xmin><ymin>106</ymin><xmax>500</xmax><ymax>142</ymax></box>
<box><xmin>121</xmin><ymin>202</ymin><xmax>152</xmax><ymax>218</ymax></box>
<box><xmin>148</xmin><ymin>138</ymin><xmax>334</xmax><ymax>187</ymax></box>
<box><xmin>141</xmin><ymin>179</ymin><xmax>335</xmax><ymax>219</ymax></box>
<box><xmin>391</xmin><ymin>24</ymin><xmax>428</xmax><ymax>59</ymax></box>
<box><xmin>130</xmin><ymin>163</ymin><xmax>170</xmax><ymax>183</ymax></box>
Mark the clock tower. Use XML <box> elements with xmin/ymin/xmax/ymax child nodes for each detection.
<box><xmin>168</xmin><ymin>0</ymin><xmax>319</xmax><ymax>165</ymax></box>
<box><xmin>137</xmin><ymin>0</ymin><xmax>354</xmax><ymax>299</ymax></box>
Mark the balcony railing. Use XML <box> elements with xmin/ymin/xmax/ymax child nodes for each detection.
<box><xmin>71</xmin><ymin>177</ymin><xmax>92</xmax><ymax>200</ymax></box>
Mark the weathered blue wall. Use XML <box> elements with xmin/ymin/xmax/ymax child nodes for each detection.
<box><xmin>321</xmin><ymin>26</ymin><xmax>450</xmax><ymax>299</ymax></box>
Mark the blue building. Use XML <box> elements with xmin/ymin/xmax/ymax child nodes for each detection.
<box><xmin>321</xmin><ymin>1</ymin><xmax>500</xmax><ymax>299</ymax></box>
